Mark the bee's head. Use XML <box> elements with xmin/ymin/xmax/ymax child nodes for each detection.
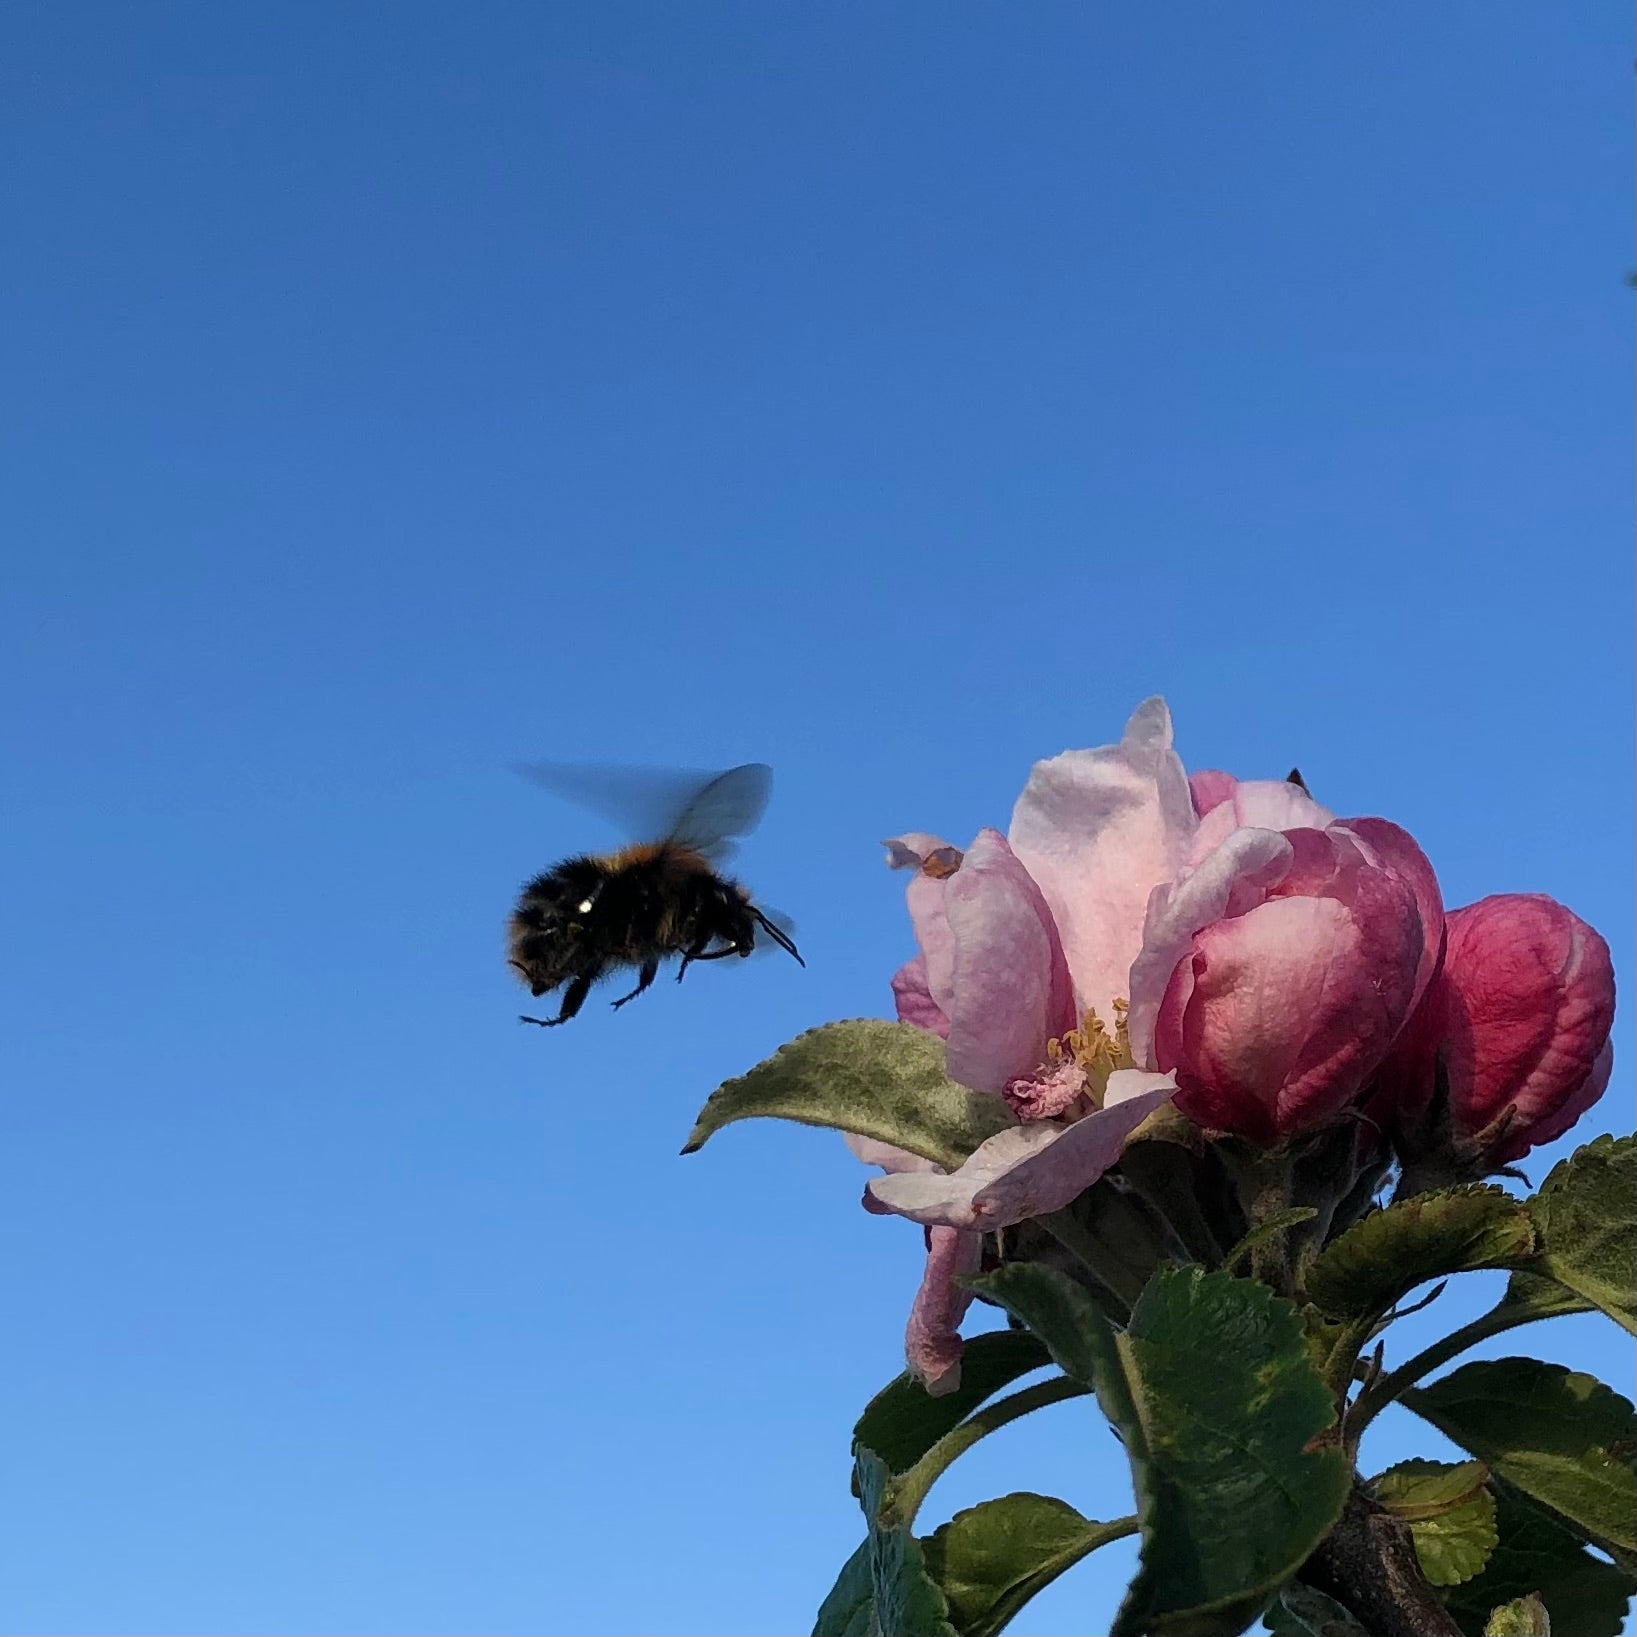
<box><xmin>507</xmin><ymin>920</ymin><xmax>577</xmax><ymax>995</ymax></box>
<box><xmin>508</xmin><ymin>859</ymin><xmax>603</xmax><ymax>994</ymax></box>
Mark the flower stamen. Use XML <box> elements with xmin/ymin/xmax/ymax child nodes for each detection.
<box><xmin>1005</xmin><ymin>1002</ymin><xmax>1133</xmax><ymax>1121</ymax></box>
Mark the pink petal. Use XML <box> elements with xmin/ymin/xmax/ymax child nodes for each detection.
<box><xmin>1009</xmin><ymin>698</ymin><xmax>1198</xmax><ymax>1023</ymax></box>
<box><xmin>1438</xmin><ymin>895</ymin><xmax>1617</xmax><ymax>1161</ymax></box>
<box><xmin>1126</xmin><ymin>826</ymin><xmax>1295</xmax><ymax>1069</ymax></box>
<box><xmin>905</xmin><ymin>1226</ymin><xmax>984</xmax><ymax>1396</ymax></box>
<box><xmin>941</xmin><ymin>829</ymin><xmax>1075</xmax><ymax>1093</ymax></box>
<box><xmin>1189</xmin><ymin>769</ymin><xmax>1239</xmax><ymax>816</ymax></box>
<box><xmin>1341</xmin><ymin>817</ymin><xmax>1446</xmax><ymax>1014</ymax></box>
<box><xmin>1158</xmin><ymin>866</ymin><xmax>1423</xmax><ymax>1143</ymax></box>
<box><xmin>891</xmin><ymin>954</ymin><xmax>951</xmax><ymax>1038</ymax></box>
<box><xmin>1181</xmin><ymin>784</ymin><xmax>1338</xmax><ymax>873</ymax></box>
<box><xmin>866</xmin><ymin>1076</ymin><xmax>1176</xmax><ymax>1229</ymax></box>
<box><xmin>885</xmin><ymin>833</ymin><xmax>962</xmax><ymax>1017</ymax></box>
<box><xmin>845</xmin><ymin>1131</ymin><xmax>937</xmax><ymax>1174</ymax></box>
<box><xmin>1497</xmin><ymin>1038</ymin><xmax>1613</xmax><ymax>1163</ymax></box>
<box><xmin>1221</xmin><ymin>778</ymin><xmax>1336</xmax><ymax>833</ymax></box>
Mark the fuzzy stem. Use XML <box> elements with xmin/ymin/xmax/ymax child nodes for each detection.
<box><xmin>1246</xmin><ymin>1165</ymin><xmax>1296</xmax><ymax>1294</ymax></box>
<box><xmin>1348</xmin><ymin>1299</ymin><xmax>1561</xmax><ymax>1434</ymax></box>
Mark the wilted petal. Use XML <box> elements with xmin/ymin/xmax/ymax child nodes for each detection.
<box><xmin>885</xmin><ymin>833</ymin><xmax>962</xmax><ymax>1015</ymax></box>
<box><xmin>1126</xmin><ymin>826</ymin><xmax>1295</xmax><ymax>1069</ymax></box>
<box><xmin>866</xmin><ymin>1076</ymin><xmax>1176</xmax><ymax>1229</ymax></box>
<box><xmin>884</xmin><ymin>833</ymin><xmax>956</xmax><ymax>871</ymax></box>
<box><xmin>942</xmin><ymin>829</ymin><xmax>1075</xmax><ymax>1092</ymax></box>
<box><xmin>1002</xmin><ymin>1057</ymin><xmax>1089</xmax><ymax>1121</ymax></box>
<box><xmin>1009</xmin><ymin>697</ymin><xmax>1197</xmax><ymax>1022</ymax></box>
<box><xmin>905</xmin><ymin>1226</ymin><xmax>984</xmax><ymax>1396</ymax></box>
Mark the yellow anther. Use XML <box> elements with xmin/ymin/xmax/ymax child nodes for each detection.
<box><xmin>1044</xmin><ymin>1001</ymin><xmax>1135</xmax><ymax>1105</ymax></box>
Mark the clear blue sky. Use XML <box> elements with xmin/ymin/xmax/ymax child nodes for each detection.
<box><xmin>1</xmin><ymin>6</ymin><xmax>1629</xmax><ymax>1634</ymax></box>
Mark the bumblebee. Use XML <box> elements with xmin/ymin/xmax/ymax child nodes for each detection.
<box><xmin>508</xmin><ymin>761</ymin><xmax>803</xmax><ymax>1028</ymax></box>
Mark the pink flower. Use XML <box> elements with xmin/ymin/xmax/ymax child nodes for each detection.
<box><xmin>880</xmin><ymin>825</ymin><xmax>1175</xmax><ymax>1216</ymax></box>
<box><xmin>1127</xmin><ymin>835</ymin><xmax>1439</xmax><ymax>1146</ymax></box>
<box><xmin>1379</xmin><ymin>894</ymin><xmax>1615</xmax><ymax>1167</ymax></box>
<box><xmin>867</xmin><ymin>700</ymin><xmax>1457</xmax><ymax>1379</ymax></box>
<box><xmin>1124</xmin><ymin>771</ymin><xmax>1443</xmax><ymax>1146</ymax></box>
<box><xmin>867</xmin><ymin>813</ymin><xmax>1177</xmax><ymax>1389</ymax></box>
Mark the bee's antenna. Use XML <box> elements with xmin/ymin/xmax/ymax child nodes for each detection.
<box><xmin>754</xmin><ymin>908</ymin><xmax>805</xmax><ymax>967</ymax></box>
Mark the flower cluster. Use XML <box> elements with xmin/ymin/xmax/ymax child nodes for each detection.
<box><xmin>855</xmin><ymin>700</ymin><xmax>1615</xmax><ymax>1392</ymax></box>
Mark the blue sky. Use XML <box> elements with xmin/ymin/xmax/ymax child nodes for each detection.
<box><xmin>0</xmin><ymin>5</ymin><xmax>1629</xmax><ymax>1633</ymax></box>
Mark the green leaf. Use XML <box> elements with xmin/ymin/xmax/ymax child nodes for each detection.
<box><xmin>963</xmin><ymin>1263</ymin><xmax>1109</xmax><ymax>1386</ymax></box>
<box><xmin>1402</xmin><ymin>1359</ymin><xmax>1637</xmax><ymax>1566</ymax></box>
<box><xmin>1113</xmin><ymin>1122</ymin><xmax>1232</xmax><ymax>1265</ymax></box>
<box><xmin>920</xmin><ymin>1492</ymin><xmax>1135</xmax><ymax>1637</ymax></box>
<box><xmin>1267</xmin><ymin>1582</ymin><xmax>1372</xmax><ymax>1635</ymax></box>
<box><xmin>1483</xmin><ymin>1592</ymin><xmax>1550</xmax><ymax>1635</ymax></box>
<box><xmin>1369</xmin><ymin>1460</ymin><xmax>1496</xmax><ymax>1586</ymax></box>
<box><xmin>852</xmin><ymin>1330</ymin><xmax>1051</xmax><ymax>1482</ymax></box>
<box><xmin>1305</xmin><ymin>1186</ymin><xmax>1536</xmax><ymax>1320</ymax></box>
<box><xmin>818</xmin><ymin>1445</ymin><xmax>957</xmax><ymax>1637</ymax></box>
<box><xmin>975</xmin><ymin>1264</ymin><xmax>1337</xmax><ymax>1632</ymax></box>
<box><xmin>683</xmin><ymin>1019</ymin><xmax>1015</xmax><ymax>1168</ymax></box>
<box><xmin>1443</xmin><ymin>1492</ymin><xmax>1635</xmax><ymax>1637</ymax></box>
<box><xmin>1494</xmin><ymin>1271</ymin><xmax>1594</xmax><ymax>1324</ymax></box>
<box><xmin>986</xmin><ymin>1264</ymin><xmax>1352</xmax><ymax>1637</ymax></box>
<box><xmin>813</xmin><ymin>1540</ymin><xmax>876</xmax><ymax>1637</ymax></box>
<box><xmin>1526</xmin><ymin>1135</ymin><xmax>1637</xmax><ymax>1335</ymax></box>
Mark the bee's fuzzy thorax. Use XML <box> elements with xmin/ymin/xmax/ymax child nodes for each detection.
<box><xmin>507</xmin><ymin>761</ymin><xmax>799</xmax><ymax>1026</ymax></box>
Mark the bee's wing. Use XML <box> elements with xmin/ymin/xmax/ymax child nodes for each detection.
<box><xmin>666</xmin><ymin>763</ymin><xmax>773</xmax><ymax>856</ymax></box>
<box><xmin>512</xmin><ymin>760</ymin><xmax>772</xmax><ymax>861</ymax></box>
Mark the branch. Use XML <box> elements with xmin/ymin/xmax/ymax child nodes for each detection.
<box><xmin>1304</xmin><ymin>1486</ymin><xmax>1464</xmax><ymax>1637</ymax></box>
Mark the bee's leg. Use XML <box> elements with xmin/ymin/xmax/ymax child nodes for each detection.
<box><xmin>520</xmin><ymin>972</ymin><xmax>595</xmax><ymax>1028</ymax></box>
<box><xmin>610</xmin><ymin>957</ymin><xmax>661</xmax><ymax>1011</ymax></box>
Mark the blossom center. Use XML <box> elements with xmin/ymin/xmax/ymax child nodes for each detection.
<box><xmin>1002</xmin><ymin>1002</ymin><xmax>1133</xmax><ymax>1122</ymax></box>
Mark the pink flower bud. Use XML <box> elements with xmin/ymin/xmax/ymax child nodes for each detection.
<box><xmin>1135</xmin><ymin>824</ymin><xmax>1433</xmax><ymax>1146</ymax></box>
<box><xmin>1381</xmin><ymin>894</ymin><xmax>1615</xmax><ymax>1167</ymax></box>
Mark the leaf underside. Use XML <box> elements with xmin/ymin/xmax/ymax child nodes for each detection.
<box><xmin>1526</xmin><ymin>1134</ymin><xmax>1637</xmax><ymax>1335</ymax></box>
<box><xmin>684</xmin><ymin>1018</ymin><xmax>1015</xmax><ymax>1169</ymax></box>
<box><xmin>1441</xmin><ymin>1490</ymin><xmax>1635</xmax><ymax>1637</ymax></box>
<box><xmin>1304</xmin><ymin>1186</ymin><xmax>1535</xmax><ymax>1321</ymax></box>
<box><xmin>922</xmin><ymin>1491</ymin><xmax>1132</xmax><ymax>1637</ymax></box>
<box><xmin>1402</xmin><ymin>1358</ymin><xmax>1637</xmax><ymax>1568</ymax></box>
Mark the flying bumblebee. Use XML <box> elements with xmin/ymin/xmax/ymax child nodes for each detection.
<box><xmin>507</xmin><ymin>761</ymin><xmax>804</xmax><ymax>1028</ymax></box>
